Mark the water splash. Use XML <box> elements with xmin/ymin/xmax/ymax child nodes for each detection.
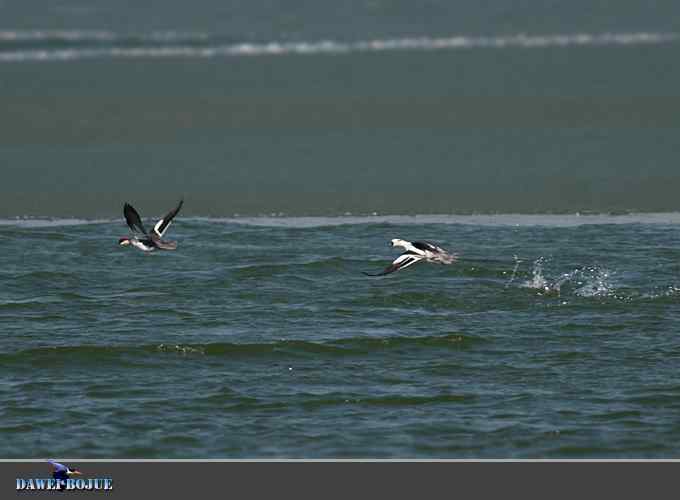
<box><xmin>505</xmin><ymin>254</ymin><xmax>523</xmax><ymax>288</ymax></box>
<box><xmin>573</xmin><ymin>267</ymin><xmax>613</xmax><ymax>297</ymax></box>
<box><xmin>521</xmin><ymin>258</ymin><xmax>614</xmax><ymax>298</ymax></box>
<box><xmin>641</xmin><ymin>285</ymin><xmax>680</xmax><ymax>300</ymax></box>
<box><xmin>523</xmin><ymin>257</ymin><xmax>553</xmax><ymax>293</ymax></box>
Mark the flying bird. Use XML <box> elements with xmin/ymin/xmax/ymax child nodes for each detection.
<box><xmin>119</xmin><ymin>199</ymin><xmax>183</xmax><ymax>252</ymax></box>
<box><xmin>363</xmin><ymin>239</ymin><xmax>457</xmax><ymax>276</ymax></box>
<box><xmin>48</xmin><ymin>460</ymin><xmax>81</xmax><ymax>482</ymax></box>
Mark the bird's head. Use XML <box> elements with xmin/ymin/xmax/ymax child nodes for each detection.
<box><xmin>390</xmin><ymin>238</ymin><xmax>409</xmax><ymax>249</ymax></box>
<box><xmin>118</xmin><ymin>237</ymin><xmax>131</xmax><ymax>246</ymax></box>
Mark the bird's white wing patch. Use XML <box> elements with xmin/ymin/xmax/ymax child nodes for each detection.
<box><xmin>131</xmin><ymin>239</ymin><xmax>155</xmax><ymax>252</ymax></box>
<box><xmin>152</xmin><ymin>199</ymin><xmax>183</xmax><ymax>238</ymax></box>
<box><xmin>363</xmin><ymin>251</ymin><xmax>425</xmax><ymax>276</ymax></box>
<box><xmin>153</xmin><ymin>218</ymin><xmax>171</xmax><ymax>238</ymax></box>
<box><xmin>392</xmin><ymin>253</ymin><xmax>423</xmax><ymax>271</ymax></box>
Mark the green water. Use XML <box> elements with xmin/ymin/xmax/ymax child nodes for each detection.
<box><xmin>1</xmin><ymin>215</ymin><xmax>680</xmax><ymax>457</ymax></box>
<box><xmin>1</xmin><ymin>42</ymin><xmax>680</xmax><ymax>216</ymax></box>
<box><xmin>1</xmin><ymin>0</ymin><xmax>680</xmax><ymax>458</ymax></box>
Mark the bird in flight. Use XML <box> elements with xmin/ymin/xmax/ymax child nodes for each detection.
<box><xmin>119</xmin><ymin>199</ymin><xmax>183</xmax><ymax>252</ymax></box>
<box><xmin>364</xmin><ymin>238</ymin><xmax>457</xmax><ymax>276</ymax></box>
<box><xmin>48</xmin><ymin>459</ymin><xmax>81</xmax><ymax>483</ymax></box>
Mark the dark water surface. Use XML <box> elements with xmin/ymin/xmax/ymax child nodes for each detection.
<box><xmin>2</xmin><ymin>215</ymin><xmax>680</xmax><ymax>457</ymax></box>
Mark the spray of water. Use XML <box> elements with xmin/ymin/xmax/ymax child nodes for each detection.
<box><xmin>523</xmin><ymin>257</ymin><xmax>553</xmax><ymax>293</ymax></box>
<box><xmin>520</xmin><ymin>257</ymin><xmax>614</xmax><ymax>297</ymax></box>
<box><xmin>505</xmin><ymin>255</ymin><xmax>522</xmax><ymax>288</ymax></box>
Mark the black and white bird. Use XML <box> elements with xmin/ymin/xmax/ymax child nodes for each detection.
<box><xmin>118</xmin><ymin>199</ymin><xmax>183</xmax><ymax>252</ymax></box>
<box><xmin>364</xmin><ymin>238</ymin><xmax>457</xmax><ymax>276</ymax></box>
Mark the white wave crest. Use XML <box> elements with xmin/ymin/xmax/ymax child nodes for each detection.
<box><xmin>0</xmin><ymin>29</ymin><xmax>210</xmax><ymax>42</ymax></box>
<box><xmin>0</xmin><ymin>31</ymin><xmax>676</xmax><ymax>62</ymax></box>
<box><xmin>0</xmin><ymin>217</ymin><xmax>113</xmax><ymax>227</ymax></box>
<box><xmin>4</xmin><ymin>212</ymin><xmax>680</xmax><ymax>229</ymax></box>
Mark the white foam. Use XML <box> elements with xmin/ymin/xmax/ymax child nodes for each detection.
<box><xmin>0</xmin><ymin>30</ymin><xmax>209</xmax><ymax>42</ymax></box>
<box><xmin>0</xmin><ymin>31</ymin><xmax>675</xmax><ymax>62</ymax></box>
<box><xmin>0</xmin><ymin>218</ymin><xmax>113</xmax><ymax>228</ymax></box>
<box><xmin>2</xmin><ymin>212</ymin><xmax>680</xmax><ymax>228</ymax></box>
<box><xmin>203</xmin><ymin>212</ymin><xmax>680</xmax><ymax>228</ymax></box>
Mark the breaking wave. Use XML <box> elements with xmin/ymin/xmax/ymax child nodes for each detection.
<box><xmin>0</xmin><ymin>333</ymin><xmax>482</xmax><ymax>363</ymax></box>
<box><xmin>0</xmin><ymin>31</ymin><xmax>676</xmax><ymax>62</ymax></box>
<box><xmin>4</xmin><ymin>212</ymin><xmax>680</xmax><ymax>228</ymax></box>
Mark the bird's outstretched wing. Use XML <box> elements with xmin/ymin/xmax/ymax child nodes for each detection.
<box><xmin>412</xmin><ymin>240</ymin><xmax>443</xmax><ymax>252</ymax></box>
<box><xmin>152</xmin><ymin>199</ymin><xmax>183</xmax><ymax>239</ymax></box>
<box><xmin>363</xmin><ymin>252</ymin><xmax>424</xmax><ymax>277</ymax></box>
<box><xmin>47</xmin><ymin>460</ymin><xmax>67</xmax><ymax>473</ymax></box>
<box><xmin>123</xmin><ymin>203</ymin><xmax>147</xmax><ymax>235</ymax></box>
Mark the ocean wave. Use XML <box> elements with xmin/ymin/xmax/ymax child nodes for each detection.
<box><xmin>300</xmin><ymin>393</ymin><xmax>476</xmax><ymax>409</ymax></box>
<box><xmin>0</xmin><ymin>31</ymin><xmax>675</xmax><ymax>62</ymax></box>
<box><xmin>3</xmin><ymin>213</ymin><xmax>680</xmax><ymax>228</ymax></box>
<box><xmin>197</xmin><ymin>212</ymin><xmax>680</xmax><ymax>228</ymax></box>
<box><xmin>231</xmin><ymin>257</ymin><xmax>360</xmax><ymax>278</ymax></box>
<box><xmin>12</xmin><ymin>270</ymin><xmax>79</xmax><ymax>282</ymax></box>
<box><xmin>0</xmin><ymin>217</ymin><xmax>112</xmax><ymax>228</ymax></box>
<box><xmin>0</xmin><ymin>30</ymin><xmax>211</xmax><ymax>42</ymax></box>
<box><xmin>0</xmin><ymin>297</ymin><xmax>62</xmax><ymax>310</ymax></box>
<box><xmin>194</xmin><ymin>391</ymin><xmax>476</xmax><ymax>412</ymax></box>
<box><xmin>0</xmin><ymin>333</ymin><xmax>482</xmax><ymax>362</ymax></box>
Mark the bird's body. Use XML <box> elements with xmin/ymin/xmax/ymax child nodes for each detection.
<box><xmin>123</xmin><ymin>237</ymin><xmax>156</xmax><ymax>252</ymax></box>
<box><xmin>48</xmin><ymin>460</ymin><xmax>81</xmax><ymax>485</ymax></box>
<box><xmin>119</xmin><ymin>200</ymin><xmax>183</xmax><ymax>252</ymax></box>
<box><xmin>364</xmin><ymin>238</ymin><xmax>457</xmax><ymax>276</ymax></box>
